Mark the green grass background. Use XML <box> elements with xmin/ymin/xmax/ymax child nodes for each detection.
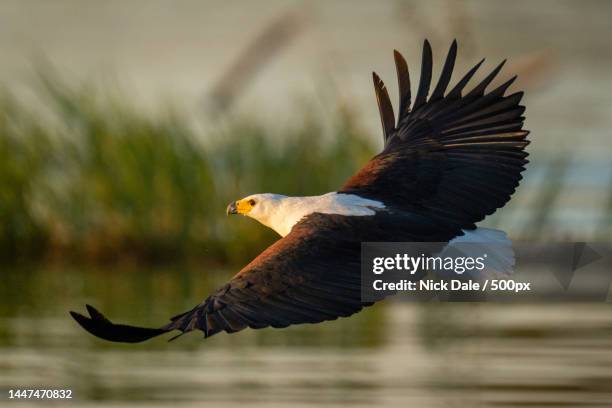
<box><xmin>0</xmin><ymin>72</ymin><xmax>374</xmax><ymax>265</ymax></box>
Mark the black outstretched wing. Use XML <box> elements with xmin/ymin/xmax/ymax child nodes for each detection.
<box><xmin>70</xmin><ymin>211</ymin><xmax>458</xmax><ymax>342</ymax></box>
<box><xmin>344</xmin><ymin>39</ymin><xmax>529</xmax><ymax>231</ymax></box>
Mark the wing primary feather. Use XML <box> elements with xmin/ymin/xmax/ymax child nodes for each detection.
<box><xmin>465</xmin><ymin>59</ymin><xmax>507</xmax><ymax>98</ymax></box>
<box><xmin>226</xmin><ymin>303</ymin><xmax>270</xmax><ymax>329</ymax></box>
<box><xmin>455</xmin><ymin>92</ymin><xmax>524</xmax><ymax>124</ymax></box>
<box><xmin>486</xmin><ymin>75</ymin><xmax>517</xmax><ymax>98</ymax></box>
<box><xmin>393</xmin><ymin>49</ymin><xmax>411</xmax><ymax>124</ymax></box>
<box><xmin>447</xmin><ymin>58</ymin><xmax>485</xmax><ymax>98</ymax></box>
<box><xmin>430</xmin><ymin>39</ymin><xmax>457</xmax><ymax>101</ymax></box>
<box><xmin>372</xmin><ymin>72</ymin><xmax>396</xmax><ymax>145</ymax></box>
<box><xmin>70</xmin><ymin>306</ymin><xmax>170</xmax><ymax>343</ymax></box>
<box><xmin>413</xmin><ymin>39</ymin><xmax>433</xmax><ymax>110</ymax></box>
<box><xmin>216</xmin><ymin>309</ymin><xmax>246</xmax><ymax>333</ymax></box>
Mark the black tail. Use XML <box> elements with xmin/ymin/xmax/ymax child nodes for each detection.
<box><xmin>70</xmin><ymin>305</ymin><xmax>170</xmax><ymax>343</ymax></box>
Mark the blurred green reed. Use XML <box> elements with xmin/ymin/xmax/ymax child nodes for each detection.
<box><xmin>0</xmin><ymin>92</ymin><xmax>52</xmax><ymax>260</ymax></box>
<box><xmin>0</xmin><ymin>74</ymin><xmax>374</xmax><ymax>265</ymax></box>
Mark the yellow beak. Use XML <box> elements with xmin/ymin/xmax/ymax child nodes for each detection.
<box><xmin>226</xmin><ymin>199</ymin><xmax>253</xmax><ymax>215</ymax></box>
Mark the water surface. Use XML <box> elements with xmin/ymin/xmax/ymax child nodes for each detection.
<box><xmin>2</xmin><ymin>266</ymin><xmax>612</xmax><ymax>407</ymax></box>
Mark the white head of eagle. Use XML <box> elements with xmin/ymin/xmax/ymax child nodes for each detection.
<box><xmin>227</xmin><ymin>192</ymin><xmax>386</xmax><ymax>237</ymax></box>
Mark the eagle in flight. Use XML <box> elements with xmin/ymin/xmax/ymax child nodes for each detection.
<box><xmin>71</xmin><ymin>40</ymin><xmax>529</xmax><ymax>343</ymax></box>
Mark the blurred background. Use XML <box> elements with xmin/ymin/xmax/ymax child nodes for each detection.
<box><xmin>1</xmin><ymin>0</ymin><xmax>612</xmax><ymax>406</ymax></box>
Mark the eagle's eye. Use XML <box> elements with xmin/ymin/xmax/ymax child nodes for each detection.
<box><xmin>248</xmin><ymin>199</ymin><xmax>256</xmax><ymax>206</ymax></box>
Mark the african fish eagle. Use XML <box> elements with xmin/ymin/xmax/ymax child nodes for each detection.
<box><xmin>71</xmin><ymin>40</ymin><xmax>529</xmax><ymax>342</ymax></box>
